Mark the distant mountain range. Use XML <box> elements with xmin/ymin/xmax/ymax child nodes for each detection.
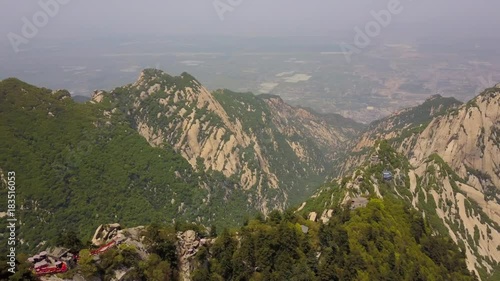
<box><xmin>71</xmin><ymin>95</ymin><xmax>91</xmax><ymax>103</ymax></box>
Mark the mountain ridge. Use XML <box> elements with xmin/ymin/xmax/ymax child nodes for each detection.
<box><xmin>94</xmin><ymin>69</ymin><xmax>364</xmax><ymax>213</ymax></box>
<box><xmin>329</xmin><ymin>84</ymin><xmax>500</xmax><ymax>279</ymax></box>
<box><xmin>1</xmin><ymin>72</ymin><xmax>499</xmax><ymax>280</ymax></box>
<box><xmin>300</xmin><ymin>140</ymin><xmax>500</xmax><ymax>279</ymax></box>
<box><xmin>0</xmin><ymin>71</ymin><xmax>362</xmax><ymax>256</ymax></box>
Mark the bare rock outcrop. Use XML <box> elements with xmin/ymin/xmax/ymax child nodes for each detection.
<box><xmin>334</xmin><ymin>88</ymin><xmax>500</xmax><ymax>278</ymax></box>
<box><xmin>308</xmin><ymin>212</ymin><xmax>317</xmax><ymax>222</ymax></box>
<box><xmin>92</xmin><ymin>223</ymin><xmax>121</xmax><ymax>246</ymax></box>
<box><xmin>176</xmin><ymin>230</ymin><xmax>213</xmax><ymax>281</ymax></box>
<box><xmin>90</xmin><ymin>90</ymin><xmax>106</xmax><ymax>103</ymax></box>
<box><xmin>100</xmin><ymin>69</ymin><xmax>362</xmax><ymax>214</ymax></box>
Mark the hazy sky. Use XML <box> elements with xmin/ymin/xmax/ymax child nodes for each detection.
<box><xmin>1</xmin><ymin>0</ymin><xmax>499</xmax><ymax>41</ymax></box>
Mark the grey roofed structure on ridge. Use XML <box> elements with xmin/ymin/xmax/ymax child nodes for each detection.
<box><xmin>350</xmin><ymin>197</ymin><xmax>369</xmax><ymax>210</ymax></box>
<box><xmin>383</xmin><ymin>170</ymin><xmax>393</xmax><ymax>180</ymax></box>
<box><xmin>47</xmin><ymin>247</ymin><xmax>70</xmax><ymax>259</ymax></box>
<box><xmin>34</xmin><ymin>260</ymin><xmax>49</xmax><ymax>269</ymax></box>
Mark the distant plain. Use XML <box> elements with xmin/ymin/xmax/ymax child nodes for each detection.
<box><xmin>1</xmin><ymin>35</ymin><xmax>499</xmax><ymax>123</ymax></box>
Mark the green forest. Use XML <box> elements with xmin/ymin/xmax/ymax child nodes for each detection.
<box><xmin>1</xmin><ymin>198</ymin><xmax>476</xmax><ymax>280</ymax></box>
<box><xmin>0</xmin><ymin>78</ymin><xmax>251</xmax><ymax>254</ymax></box>
<box><xmin>0</xmin><ymin>77</ymin><xmax>486</xmax><ymax>280</ymax></box>
<box><xmin>190</xmin><ymin>198</ymin><xmax>475</xmax><ymax>281</ymax></box>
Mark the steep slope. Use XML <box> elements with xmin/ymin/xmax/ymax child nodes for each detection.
<box><xmin>334</xmin><ymin>86</ymin><xmax>500</xmax><ymax>279</ymax></box>
<box><xmin>344</xmin><ymin>85</ymin><xmax>500</xmax><ymax>239</ymax></box>
<box><xmin>0</xmin><ymin>73</ymin><xmax>362</xmax><ymax>253</ymax></box>
<box><xmin>358</xmin><ymin>94</ymin><xmax>462</xmax><ymax>147</ymax></box>
<box><xmin>343</xmin><ymin>94</ymin><xmax>463</xmax><ymax>173</ymax></box>
<box><xmin>410</xmin><ymin>88</ymin><xmax>500</xmax><ymax>195</ymax></box>
<box><xmin>348</xmin><ymin>86</ymin><xmax>499</xmax><ymax>192</ymax></box>
<box><xmin>97</xmin><ymin>69</ymin><xmax>363</xmax><ymax>212</ymax></box>
<box><xmin>302</xmin><ymin>141</ymin><xmax>500</xmax><ymax>280</ymax></box>
<box><xmin>260</xmin><ymin>94</ymin><xmax>362</xmax><ymax>165</ymax></box>
<box><xmin>0</xmin><ymin>78</ymin><xmax>250</xmax><ymax>253</ymax></box>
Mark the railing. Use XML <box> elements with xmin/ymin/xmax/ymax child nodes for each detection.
<box><xmin>35</xmin><ymin>262</ymin><xmax>68</xmax><ymax>276</ymax></box>
<box><xmin>90</xmin><ymin>240</ymin><xmax>117</xmax><ymax>255</ymax></box>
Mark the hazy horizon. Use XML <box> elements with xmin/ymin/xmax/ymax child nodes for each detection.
<box><xmin>2</xmin><ymin>0</ymin><xmax>500</xmax><ymax>42</ymax></box>
<box><xmin>1</xmin><ymin>0</ymin><xmax>500</xmax><ymax>123</ymax></box>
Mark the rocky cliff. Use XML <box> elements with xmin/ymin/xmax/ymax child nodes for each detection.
<box><xmin>346</xmin><ymin>86</ymin><xmax>499</xmax><ymax>193</ymax></box>
<box><xmin>300</xmin><ymin>142</ymin><xmax>500</xmax><ymax>279</ymax></box>
<box><xmin>314</xmin><ymin>85</ymin><xmax>500</xmax><ymax>279</ymax></box>
<box><xmin>94</xmin><ymin>69</ymin><xmax>363</xmax><ymax>212</ymax></box>
<box><xmin>343</xmin><ymin>94</ymin><xmax>463</xmax><ymax>173</ymax></box>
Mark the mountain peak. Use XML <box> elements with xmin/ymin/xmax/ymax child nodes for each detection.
<box><xmin>179</xmin><ymin>71</ymin><xmax>198</xmax><ymax>82</ymax></box>
<box><xmin>258</xmin><ymin>93</ymin><xmax>284</xmax><ymax>102</ymax></box>
<box><xmin>140</xmin><ymin>68</ymin><xmax>165</xmax><ymax>77</ymax></box>
<box><xmin>422</xmin><ymin>94</ymin><xmax>461</xmax><ymax>106</ymax></box>
<box><xmin>426</xmin><ymin>94</ymin><xmax>443</xmax><ymax>100</ymax></box>
<box><xmin>137</xmin><ymin>68</ymin><xmax>199</xmax><ymax>83</ymax></box>
<box><xmin>0</xmin><ymin>77</ymin><xmax>39</xmax><ymax>92</ymax></box>
<box><xmin>134</xmin><ymin>69</ymin><xmax>200</xmax><ymax>91</ymax></box>
<box><xmin>477</xmin><ymin>84</ymin><xmax>500</xmax><ymax>99</ymax></box>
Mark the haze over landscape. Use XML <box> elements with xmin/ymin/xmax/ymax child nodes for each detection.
<box><xmin>1</xmin><ymin>1</ymin><xmax>500</xmax><ymax>281</ymax></box>
<box><xmin>2</xmin><ymin>0</ymin><xmax>500</xmax><ymax>122</ymax></box>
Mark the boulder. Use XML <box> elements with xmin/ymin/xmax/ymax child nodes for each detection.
<box><xmin>320</xmin><ymin>209</ymin><xmax>334</xmax><ymax>223</ymax></box>
<box><xmin>92</xmin><ymin>223</ymin><xmax>121</xmax><ymax>246</ymax></box>
<box><xmin>184</xmin><ymin>230</ymin><xmax>196</xmax><ymax>242</ymax></box>
<box><xmin>308</xmin><ymin>212</ymin><xmax>317</xmax><ymax>222</ymax></box>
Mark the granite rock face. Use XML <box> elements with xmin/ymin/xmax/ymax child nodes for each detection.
<box><xmin>91</xmin><ymin>223</ymin><xmax>121</xmax><ymax>246</ymax></box>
